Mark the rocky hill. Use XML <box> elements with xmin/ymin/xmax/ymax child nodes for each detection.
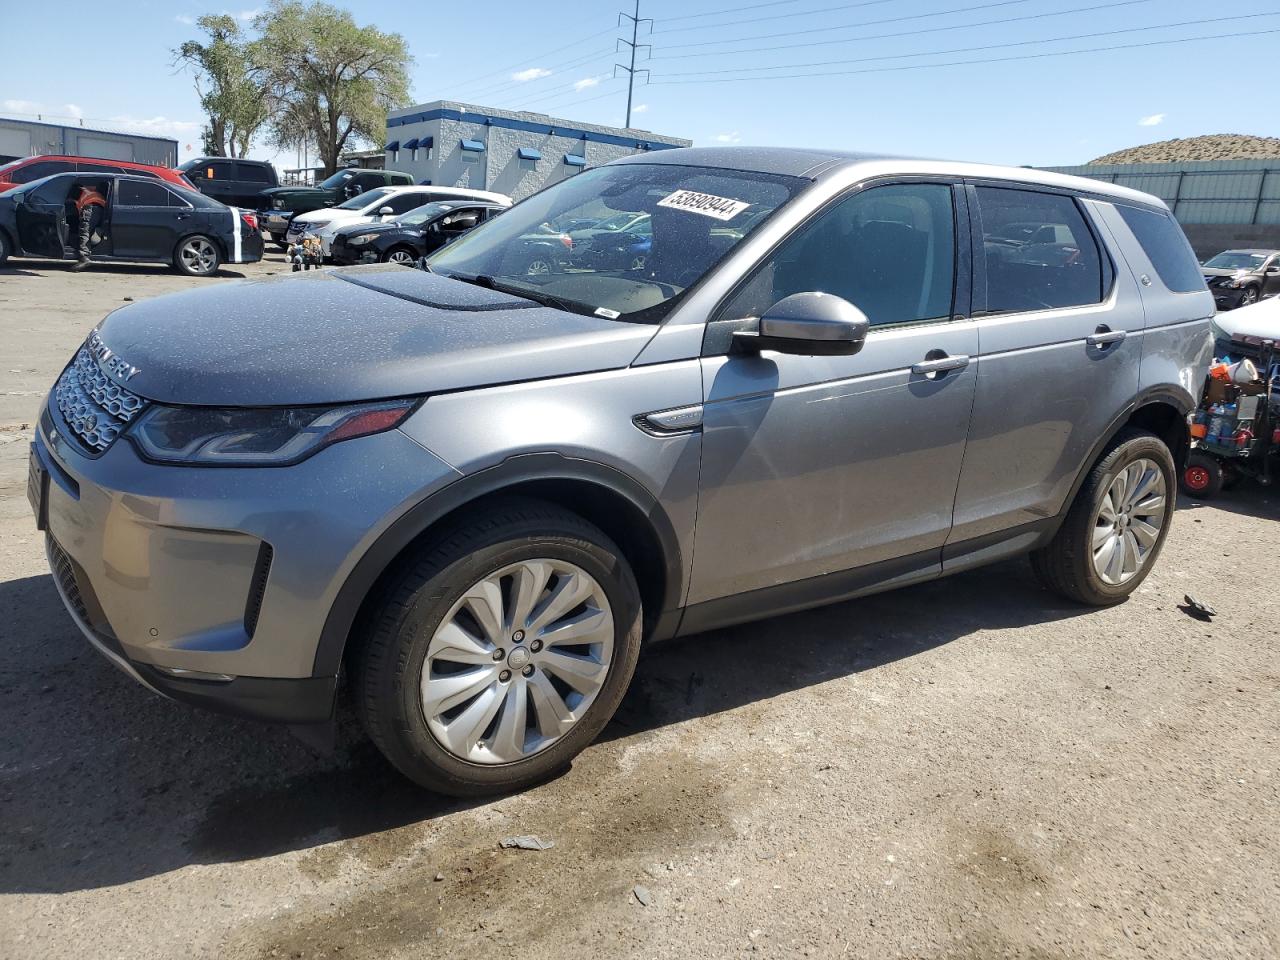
<box><xmin>1091</xmin><ymin>134</ymin><xmax>1280</xmax><ymax>164</ymax></box>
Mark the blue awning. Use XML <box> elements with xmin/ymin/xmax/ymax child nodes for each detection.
<box><xmin>460</xmin><ymin>139</ymin><xmax>486</xmax><ymax>153</ymax></box>
<box><xmin>384</xmin><ymin>140</ymin><xmax>400</xmax><ymax>152</ymax></box>
<box><xmin>402</xmin><ymin>137</ymin><xmax>421</xmax><ymax>150</ymax></box>
<box><xmin>564</xmin><ymin>153</ymin><xmax>587</xmax><ymax>167</ymax></box>
<box><xmin>517</xmin><ymin>147</ymin><xmax>542</xmax><ymax>161</ymax></box>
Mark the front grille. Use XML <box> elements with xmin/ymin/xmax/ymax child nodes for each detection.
<box><xmin>53</xmin><ymin>347</ymin><xmax>148</xmax><ymax>453</ymax></box>
<box><xmin>47</xmin><ymin>534</ymin><xmax>119</xmax><ymax>644</ymax></box>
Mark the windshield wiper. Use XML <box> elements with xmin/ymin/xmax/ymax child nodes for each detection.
<box><xmin>445</xmin><ymin>273</ymin><xmax>594</xmax><ymax>316</ymax></box>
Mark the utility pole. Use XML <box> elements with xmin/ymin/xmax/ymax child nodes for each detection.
<box><xmin>615</xmin><ymin>0</ymin><xmax>651</xmax><ymax>128</ymax></box>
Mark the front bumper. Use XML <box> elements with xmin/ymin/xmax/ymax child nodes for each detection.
<box><xmin>33</xmin><ymin>400</ymin><xmax>459</xmax><ymax>722</ymax></box>
<box><xmin>262</xmin><ymin>211</ymin><xmax>293</xmax><ymax>235</ymax></box>
<box><xmin>328</xmin><ymin>236</ymin><xmax>381</xmax><ymax>265</ymax></box>
<box><xmin>1210</xmin><ymin>286</ymin><xmax>1250</xmax><ymax>309</ymax></box>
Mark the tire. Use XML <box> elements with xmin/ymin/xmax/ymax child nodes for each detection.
<box><xmin>1238</xmin><ymin>286</ymin><xmax>1259</xmax><ymax>308</ymax></box>
<box><xmin>382</xmin><ymin>246</ymin><xmax>417</xmax><ymax>266</ymax></box>
<box><xmin>1030</xmin><ymin>428</ymin><xmax>1175</xmax><ymax>606</ymax></box>
<box><xmin>1179</xmin><ymin>450</ymin><xmax>1223</xmax><ymax>499</ymax></box>
<box><xmin>173</xmin><ymin>235</ymin><xmax>222</xmax><ymax>277</ymax></box>
<box><xmin>524</xmin><ymin>256</ymin><xmax>554</xmax><ymax>277</ymax></box>
<box><xmin>352</xmin><ymin>498</ymin><xmax>643</xmax><ymax>796</ymax></box>
<box><xmin>0</xmin><ymin>229</ymin><xmax>9</xmax><ymax>265</ymax></box>
<box><xmin>271</xmin><ymin>234</ymin><xmax>288</xmax><ymax>250</ymax></box>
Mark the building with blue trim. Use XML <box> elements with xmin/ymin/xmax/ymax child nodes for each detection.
<box><xmin>385</xmin><ymin>101</ymin><xmax>690</xmax><ymax>201</ymax></box>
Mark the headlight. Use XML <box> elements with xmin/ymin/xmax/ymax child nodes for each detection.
<box><xmin>129</xmin><ymin>399</ymin><xmax>417</xmax><ymax>466</ymax></box>
<box><xmin>306</xmin><ymin>220</ymin><xmax>331</xmax><ymax>232</ymax></box>
<box><xmin>349</xmin><ymin>233</ymin><xmax>379</xmax><ymax>245</ymax></box>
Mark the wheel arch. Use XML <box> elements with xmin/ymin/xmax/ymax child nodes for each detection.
<box><xmin>313</xmin><ymin>453</ymin><xmax>684</xmax><ymax>678</ymax></box>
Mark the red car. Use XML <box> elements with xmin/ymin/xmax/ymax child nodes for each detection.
<box><xmin>0</xmin><ymin>155</ymin><xmax>193</xmax><ymax>195</ymax></box>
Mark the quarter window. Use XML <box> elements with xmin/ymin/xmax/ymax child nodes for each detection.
<box><xmin>721</xmin><ymin>182</ymin><xmax>957</xmax><ymax>327</ymax></box>
<box><xmin>975</xmin><ymin>187</ymin><xmax>1105</xmax><ymax>312</ymax></box>
<box><xmin>1115</xmin><ymin>204</ymin><xmax>1210</xmax><ymax>293</ymax></box>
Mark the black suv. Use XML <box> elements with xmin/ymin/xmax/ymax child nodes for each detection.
<box><xmin>178</xmin><ymin>158</ymin><xmax>279</xmax><ymax>210</ymax></box>
<box><xmin>1201</xmin><ymin>248</ymin><xmax>1280</xmax><ymax>309</ymax></box>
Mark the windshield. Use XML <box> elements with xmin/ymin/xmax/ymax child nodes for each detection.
<box><xmin>337</xmin><ymin>187</ymin><xmax>393</xmax><ymax>211</ymax></box>
<box><xmin>319</xmin><ymin>170</ymin><xmax>357</xmax><ymax>189</ymax></box>
<box><xmin>427</xmin><ymin>164</ymin><xmax>799</xmax><ymax>322</ymax></box>
<box><xmin>397</xmin><ymin>201</ymin><xmax>458</xmax><ymax>226</ymax></box>
<box><xmin>1204</xmin><ymin>251</ymin><xmax>1267</xmax><ymax>270</ymax></box>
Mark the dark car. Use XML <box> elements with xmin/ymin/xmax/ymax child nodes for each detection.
<box><xmin>568</xmin><ymin>228</ymin><xmax>650</xmax><ymax>272</ymax></box>
<box><xmin>329</xmin><ymin>201</ymin><xmax>505</xmax><ymax>265</ymax></box>
<box><xmin>178</xmin><ymin>157</ymin><xmax>278</xmax><ymax>210</ymax></box>
<box><xmin>1201</xmin><ymin>249</ymin><xmax>1280</xmax><ymax>309</ymax></box>
<box><xmin>260</xmin><ymin>168</ymin><xmax>415</xmax><ymax>247</ymax></box>
<box><xmin>0</xmin><ymin>172</ymin><xmax>263</xmax><ymax>276</ymax></box>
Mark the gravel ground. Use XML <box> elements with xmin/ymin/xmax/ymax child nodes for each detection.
<box><xmin>1</xmin><ymin>254</ymin><xmax>1277</xmax><ymax>960</ymax></box>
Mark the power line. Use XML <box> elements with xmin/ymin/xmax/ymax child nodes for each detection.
<box><xmin>453</xmin><ymin>50</ymin><xmax>616</xmax><ymax>103</ymax></box>
<box><xmin>651</xmin><ymin>0</ymin><xmax>899</xmax><ymax>35</ymax></box>
<box><xmin>647</xmin><ymin>26</ymin><xmax>1280</xmax><ymax>85</ymax></box>
<box><xmin>649</xmin><ymin>0</ymin><xmax>1157</xmax><ymax>60</ymax></box>
<box><xmin>655</xmin><ymin>12</ymin><xmax>1280</xmax><ymax>78</ymax></box>
<box><xmin>658</xmin><ymin>0</ymin><xmax>804</xmax><ymax>24</ymax></box>
<box><xmin>446</xmin><ymin>24</ymin><xmax>617</xmax><ymax>94</ymax></box>
<box><xmin>656</xmin><ymin>0</ymin><xmax>1043</xmax><ymax>50</ymax></box>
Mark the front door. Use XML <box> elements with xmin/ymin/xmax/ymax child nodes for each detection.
<box><xmin>15</xmin><ymin>175</ymin><xmax>73</xmax><ymax>257</ymax></box>
<box><xmin>688</xmin><ymin>181</ymin><xmax>978</xmax><ymax>613</ymax></box>
<box><xmin>947</xmin><ymin>183</ymin><xmax>1144</xmax><ymax>551</ymax></box>
<box><xmin>1264</xmin><ymin>254</ymin><xmax>1280</xmax><ymax>297</ymax></box>
<box><xmin>111</xmin><ymin>179</ymin><xmax>190</xmax><ymax>259</ymax></box>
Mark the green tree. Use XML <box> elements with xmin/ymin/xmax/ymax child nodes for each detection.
<box><xmin>253</xmin><ymin>1</ymin><xmax>411</xmax><ymax>176</ymax></box>
<box><xmin>174</xmin><ymin>15</ymin><xmax>268</xmax><ymax>158</ymax></box>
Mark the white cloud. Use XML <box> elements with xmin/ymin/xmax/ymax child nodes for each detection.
<box><xmin>2</xmin><ymin>98</ymin><xmax>43</xmax><ymax>115</ymax></box>
<box><xmin>632</xmin><ymin>103</ymin><xmax>649</xmax><ymax>114</ymax></box>
<box><xmin>174</xmin><ymin>13</ymin><xmax>194</xmax><ymax>24</ymax></box>
<box><xmin>714</xmin><ymin>131</ymin><xmax>741</xmax><ymax>144</ymax></box>
<box><xmin>109</xmin><ymin>114</ymin><xmax>203</xmax><ymax>138</ymax></box>
<box><xmin>573</xmin><ymin>75</ymin><xmax>605</xmax><ymax>92</ymax></box>
<box><xmin>512</xmin><ymin>67</ymin><xmax>553</xmax><ymax>83</ymax></box>
<box><xmin>63</xmin><ymin>103</ymin><xmax>83</xmax><ymax>119</ymax></box>
<box><xmin>1138</xmin><ymin>113</ymin><xmax>1165</xmax><ymax>127</ymax></box>
<box><xmin>234</xmin><ymin>7</ymin><xmax>260</xmax><ymax>20</ymax></box>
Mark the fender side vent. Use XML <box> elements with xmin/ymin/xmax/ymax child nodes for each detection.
<box><xmin>243</xmin><ymin>542</ymin><xmax>274</xmax><ymax>639</ymax></box>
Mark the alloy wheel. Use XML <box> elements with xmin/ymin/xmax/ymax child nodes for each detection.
<box><xmin>1091</xmin><ymin>457</ymin><xmax>1167</xmax><ymax>585</ymax></box>
<box><xmin>1241</xmin><ymin>288</ymin><xmax>1258</xmax><ymax>306</ymax></box>
<box><xmin>388</xmin><ymin>249</ymin><xmax>415</xmax><ymax>265</ymax></box>
<box><xmin>421</xmin><ymin>559</ymin><xmax>614</xmax><ymax>764</ymax></box>
<box><xmin>525</xmin><ymin>258</ymin><xmax>551</xmax><ymax>276</ymax></box>
<box><xmin>180</xmin><ymin>238</ymin><xmax>217</xmax><ymax>275</ymax></box>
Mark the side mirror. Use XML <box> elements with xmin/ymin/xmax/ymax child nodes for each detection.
<box><xmin>1267</xmin><ymin>267</ymin><xmax>1280</xmax><ymax>276</ymax></box>
<box><xmin>732</xmin><ymin>292</ymin><xmax>870</xmax><ymax>356</ymax></box>
<box><xmin>378</xmin><ymin>206</ymin><xmax>394</xmax><ymax>217</ymax></box>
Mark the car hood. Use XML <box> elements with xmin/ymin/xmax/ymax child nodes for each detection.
<box><xmin>94</xmin><ymin>266</ymin><xmax>657</xmax><ymax>406</ymax></box>
<box><xmin>293</xmin><ymin>207</ymin><xmax>364</xmax><ymax>226</ymax></box>
<box><xmin>261</xmin><ymin>186</ymin><xmax>329</xmax><ymax>200</ymax></box>
<box><xmin>1213</xmin><ymin>293</ymin><xmax>1280</xmax><ymax>340</ymax></box>
<box><xmin>334</xmin><ymin>220</ymin><xmax>407</xmax><ymax>237</ymax></box>
<box><xmin>1202</xmin><ymin>267</ymin><xmax>1251</xmax><ymax>279</ymax></box>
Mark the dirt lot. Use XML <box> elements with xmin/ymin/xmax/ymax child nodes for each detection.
<box><xmin>1</xmin><ymin>254</ymin><xmax>1277</xmax><ymax>960</ymax></box>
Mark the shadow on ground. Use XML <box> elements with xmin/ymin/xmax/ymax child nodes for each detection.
<box><xmin>0</xmin><ymin>558</ymin><xmax>1087</xmax><ymax>894</ymax></box>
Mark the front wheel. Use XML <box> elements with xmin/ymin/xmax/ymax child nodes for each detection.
<box><xmin>174</xmin><ymin>235</ymin><xmax>221</xmax><ymax>277</ymax></box>
<box><xmin>1238</xmin><ymin>286</ymin><xmax>1259</xmax><ymax>308</ymax></box>
<box><xmin>1031</xmin><ymin>428</ymin><xmax>1175</xmax><ymax>606</ymax></box>
<box><xmin>352</xmin><ymin>499</ymin><xmax>643</xmax><ymax>796</ymax></box>
<box><xmin>382</xmin><ymin>246</ymin><xmax>417</xmax><ymax>266</ymax></box>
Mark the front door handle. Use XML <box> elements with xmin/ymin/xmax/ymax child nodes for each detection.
<box><xmin>1087</xmin><ymin>326</ymin><xmax>1126</xmax><ymax>347</ymax></box>
<box><xmin>175</xmin><ymin>213</ymin><xmax>191</xmax><ymax>221</ymax></box>
<box><xmin>911</xmin><ymin>353</ymin><xmax>970</xmax><ymax>376</ymax></box>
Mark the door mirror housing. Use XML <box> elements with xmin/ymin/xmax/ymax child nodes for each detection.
<box><xmin>1267</xmin><ymin>266</ymin><xmax>1280</xmax><ymax>276</ymax></box>
<box><xmin>377</xmin><ymin>206</ymin><xmax>395</xmax><ymax>217</ymax></box>
<box><xmin>732</xmin><ymin>292</ymin><xmax>870</xmax><ymax>356</ymax></box>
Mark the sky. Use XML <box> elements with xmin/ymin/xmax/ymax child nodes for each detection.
<box><xmin>1</xmin><ymin>0</ymin><xmax>1277</xmax><ymax>171</ymax></box>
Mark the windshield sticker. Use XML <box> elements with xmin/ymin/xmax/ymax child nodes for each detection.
<box><xmin>657</xmin><ymin>189</ymin><xmax>750</xmax><ymax>222</ymax></box>
<box><xmin>594</xmin><ymin>307</ymin><xmax>621</xmax><ymax>319</ymax></box>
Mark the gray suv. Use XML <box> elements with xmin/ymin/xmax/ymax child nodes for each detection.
<box><xmin>29</xmin><ymin>148</ymin><xmax>1213</xmax><ymax>795</ymax></box>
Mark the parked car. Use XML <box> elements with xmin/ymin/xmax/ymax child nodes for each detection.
<box><xmin>566</xmin><ymin>210</ymin><xmax>650</xmax><ymax>247</ymax></box>
<box><xmin>287</xmin><ymin>186</ymin><xmax>512</xmax><ymax>257</ymax></box>
<box><xmin>178</xmin><ymin>157</ymin><xmax>278</xmax><ymax>210</ymax></box>
<box><xmin>0</xmin><ymin>172</ymin><xmax>262</xmax><ymax>275</ymax></box>
<box><xmin>568</xmin><ymin>227</ymin><xmax>650</xmax><ymax>272</ymax></box>
<box><xmin>28</xmin><ymin>148</ymin><xmax>1212</xmax><ymax>797</ymax></box>
<box><xmin>329</xmin><ymin>201</ymin><xmax>505</xmax><ymax>265</ymax></box>
<box><xmin>0</xmin><ymin>155</ymin><xmax>194</xmax><ymax>195</ymax></box>
<box><xmin>259</xmin><ymin>168</ymin><xmax>415</xmax><ymax>247</ymax></box>
<box><xmin>1201</xmin><ymin>248</ymin><xmax>1280</xmax><ymax>309</ymax></box>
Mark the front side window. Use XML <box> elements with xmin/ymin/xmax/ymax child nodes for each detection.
<box><xmin>428</xmin><ymin>163</ymin><xmax>799</xmax><ymax>323</ymax></box>
<box><xmin>976</xmin><ymin>187</ymin><xmax>1105</xmax><ymax>312</ymax></box>
<box><xmin>319</xmin><ymin>170</ymin><xmax>357</xmax><ymax>189</ymax></box>
<box><xmin>1116</xmin><ymin>204</ymin><xmax>1205</xmax><ymax>293</ymax></box>
<box><xmin>720</xmin><ymin>182</ymin><xmax>957</xmax><ymax>327</ymax></box>
<box><xmin>117</xmin><ymin>179</ymin><xmax>171</xmax><ymax>206</ymax></box>
<box><xmin>204</xmin><ymin>161</ymin><xmax>235</xmax><ymax>180</ymax></box>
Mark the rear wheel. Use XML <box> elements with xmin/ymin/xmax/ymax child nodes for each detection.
<box><xmin>352</xmin><ymin>499</ymin><xmax>643</xmax><ymax>796</ymax></box>
<box><xmin>271</xmin><ymin>233</ymin><xmax>288</xmax><ymax>250</ymax></box>
<box><xmin>1179</xmin><ymin>450</ymin><xmax>1223</xmax><ymax>499</ymax></box>
<box><xmin>383</xmin><ymin>246</ymin><xmax>417</xmax><ymax>266</ymax></box>
<box><xmin>173</xmin><ymin>235</ymin><xmax>221</xmax><ymax>277</ymax></box>
<box><xmin>1031</xmin><ymin>428</ymin><xmax>1175</xmax><ymax>606</ymax></box>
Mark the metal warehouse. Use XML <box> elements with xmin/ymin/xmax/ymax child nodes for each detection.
<box><xmin>1041</xmin><ymin>158</ymin><xmax>1280</xmax><ymax>257</ymax></box>
<box><xmin>384</xmin><ymin>101</ymin><xmax>690</xmax><ymax>201</ymax></box>
<box><xmin>0</xmin><ymin>116</ymin><xmax>178</xmax><ymax>167</ymax></box>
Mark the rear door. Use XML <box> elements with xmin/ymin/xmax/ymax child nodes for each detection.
<box><xmin>947</xmin><ymin>183</ymin><xmax>1143</xmax><ymax>556</ymax></box>
<box><xmin>111</xmin><ymin>179</ymin><xmax>191</xmax><ymax>259</ymax></box>
<box><xmin>233</xmin><ymin>161</ymin><xmax>272</xmax><ymax>207</ymax></box>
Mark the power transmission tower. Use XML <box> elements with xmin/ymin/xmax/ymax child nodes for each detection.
<box><xmin>615</xmin><ymin>0</ymin><xmax>651</xmax><ymax>128</ymax></box>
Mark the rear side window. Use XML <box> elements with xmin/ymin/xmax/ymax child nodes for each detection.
<box><xmin>975</xmin><ymin>187</ymin><xmax>1105</xmax><ymax>312</ymax></box>
<box><xmin>1114</xmin><ymin>204</ymin><xmax>1205</xmax><ymax>293</ymax></box>
<box><xmin>385</xmin><ymin>192</ymin><xmax>429</xmax><ymax>214</ymax></box>
<box><xmin>236</xmin><ymin>163</ymin><xmax>272</xmax><ymax>183</ymax></box>
<box><xmin>13</xmin><ymin>160</ymin><xmax>73</xmax><ymax>183</ymax></box>
<box><xmin>721</xmin><ymin>182</ymin><xmax>957</xmax><ymax>327</ymax></box>
<box><xmin>117</xmin><ymin>180</ymin><xmax>172</xmax><ymax>206</ymax></box>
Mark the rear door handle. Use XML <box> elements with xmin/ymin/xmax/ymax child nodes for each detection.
<box><xmin>911</xmin><ymin>354</ymin><xmax>970</xmax><ymax>376</ymax></box>
<box><xmin>1087</xmin><ymin>327</ymin><xmax>1126</xmax><ymax>347</ymax></box>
